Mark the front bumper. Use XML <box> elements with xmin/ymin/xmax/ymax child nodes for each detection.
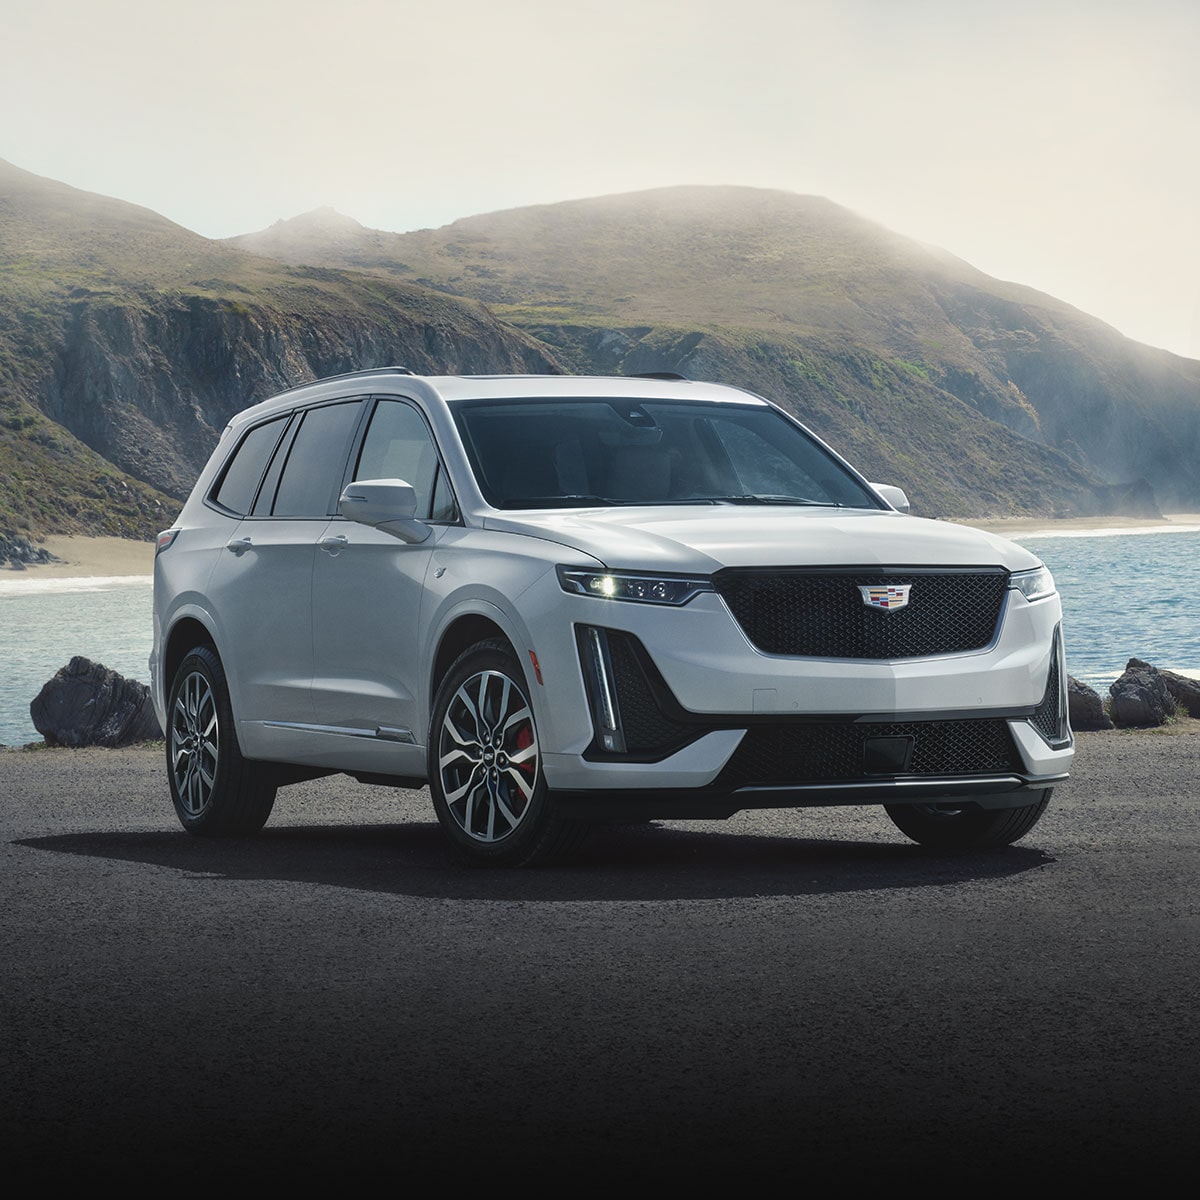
<box><xmin>532</xmin><ymin>586</ymin><xmax>1072</xmax><ymax>810</ymax></box>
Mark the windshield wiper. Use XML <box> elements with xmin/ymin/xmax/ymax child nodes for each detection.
<box><xmin>708</xmin><ymin>494</ymin><xmax>840</xmax><ymax>506</ymax></box>
<box><xmin>506</xmin><ymin>495</ymin><xmax>723</xmax><ymax>508</ymax></box>
<box><xmin>504</xmin><ymin>495</ymin><xmax>618</xmax><ymax>507</ymax></box>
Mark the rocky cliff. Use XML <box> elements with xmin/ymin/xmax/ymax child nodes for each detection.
<box><xmin>0</xmin><ymin>159</ymin><xmax>564</xmax><ymax>538</ymax></box>
<box><xmin>232</xmin><ymin>186</ymin><xmax>1200</xmax><ymax>517</ymax></box>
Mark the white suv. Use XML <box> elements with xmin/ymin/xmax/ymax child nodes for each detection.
<box><xmin>151</xmin><ymin>369</ymin><xmax>1072</xmax><ymax>865</ymax></box>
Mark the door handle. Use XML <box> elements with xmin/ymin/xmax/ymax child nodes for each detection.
<box><xmin>225</xmin><ymin>537</ymin><xmax>253</xmax><ymax>556</ymax></box>
<box><xmin>319</xmin><ymin>535</ymin><xmax>348</xmax><ymax>555</ymax></box>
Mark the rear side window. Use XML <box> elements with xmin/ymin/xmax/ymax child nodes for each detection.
<box><xmin>211</xmin><ymin>416</ymin><xmax>289</xmax><ymax>516</ymax></box>
<box><xmin>272</xmin><ymin>401</ymin><xmax>363</xmax><ymax>518</ymax></box>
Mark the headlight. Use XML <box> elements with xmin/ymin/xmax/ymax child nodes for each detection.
<box><xmin>1010</xmin><ymin>565</ymin><xmax>1056</xmax><ymax>601</ymax></box>
<box><xmin>556</xmin><ymin>566</ymin><xmax>712</xmax><ymax>606</ymax></box>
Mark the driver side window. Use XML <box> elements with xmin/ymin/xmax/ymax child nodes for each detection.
<box><xmin>354</xmin><ymin>400</ymin><xmax>457</xmax><ymax>521</ymax></box>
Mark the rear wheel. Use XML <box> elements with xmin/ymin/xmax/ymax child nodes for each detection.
<box><xmin>166</xmin><ymin>645</ymin><xmax>276</xmax><ymax>836</ymax></box>
<box><xmin>884</xmin><ymin>790</ymin><xmax>1052</xmax><ymax>849</ymax></box>
<box><xmin>428</xmin><ymin>640</ymin><xmax>586</xmax><ymax>866</ymax></box>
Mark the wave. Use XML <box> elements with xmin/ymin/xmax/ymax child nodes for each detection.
<box><xmin>0</xmin><ymin>574</ymin><xmax>153</xmax><ymax>597</ymax></box>
<box><xmin>1013</xmin><ymin>523</ymin><xmax>1200</xmax><ymax>541</ymax></box>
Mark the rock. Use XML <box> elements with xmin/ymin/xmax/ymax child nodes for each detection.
<box><xmin>1109</xmin><ymin>659</ymin><xmax>1176</xmax><ymax>728</ymax></box>
<box><xmin>1067</xmin><ymin>675</ymin><xmax>1113</xmax><ymax>730</ymax></box>
<box><xmin>29</xmin><ymin>656</ymin><xmax>162</xmax><ymax>747</ymax></box>
<box><xmin>1159</xmin><ymin>669</ymin><xmax>1200</xmax><ymax>718</ymax></box>
<box><xmin>1</xmin><ymin>532</ymin><xmax>59</xmax><ymax>568</ymax></box>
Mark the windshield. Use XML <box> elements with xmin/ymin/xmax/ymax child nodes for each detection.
<box><xmin>453</xmin><ymin>397</ymin><xmax>882</xmax><ymax>510</ymax></box>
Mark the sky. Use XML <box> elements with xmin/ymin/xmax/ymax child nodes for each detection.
<box><xmin>3</xmin><ymin>0</ymin><xmax>1198</xmax><ymax>359</ymax></box>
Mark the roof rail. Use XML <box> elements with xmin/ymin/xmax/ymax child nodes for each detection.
<box><xmin>627</xmin><ymin>371</ymin><xmax>688</xmax><ymax>381</ymax></box>
<box><xmin>268</xmin><ymin>365</ymin><xmax>416</xmax><ymax>399</ymax></box>
<box><xmin>316</xmin><ymin>365</ymin><xmax>415</xmax><ymax>381</ymax></box>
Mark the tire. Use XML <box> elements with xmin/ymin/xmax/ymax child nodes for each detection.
<box><xmin>884</xmin><ymin>789</ymin><xmax>1052</xmax><ymax>849</ymax></box>
<box><xmin>165</xmin><ymin>645</ymin><xmax>276</xmax><ymax>836</ymax></box>
<box><xmin>428</xmin><ymin>639</ymin><xmax>586</xmax><ymax>867</ymax></box>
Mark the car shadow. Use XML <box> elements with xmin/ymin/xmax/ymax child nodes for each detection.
<box><xmin>14</xmin><ymin>820</ymin><xmax>1055</xmax><ymax>901</ymax></box>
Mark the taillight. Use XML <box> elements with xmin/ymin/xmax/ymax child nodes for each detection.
<box><xmin>156</xmin><ymin>529</ymin><xmax>180</xmax><ymax>555</ymax></box>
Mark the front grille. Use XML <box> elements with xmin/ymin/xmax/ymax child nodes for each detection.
<box><xmin>713</xmin><ymin>567</ymin><xmax>1009</xmax><ymax>658</ymax></box>
<box><xmin>716</xmin><ymin>718</ymin><xmax>1020</xmax><ymax>789</ymax></box>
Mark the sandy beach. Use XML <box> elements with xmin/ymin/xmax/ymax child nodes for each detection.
<box><xmin>6</xmin><ymin>512</ymin><xmax>1200</xmax><ymax>581</ymax></box>
<box><xmin>967</xmin><ymin>512</ymin><xmax>1200</xmax><ymax>538</ymax></box>
<box><xmin>5</xmin><ymin>535</ymin><xmax>156</xmax><ymax>578</ymax></box>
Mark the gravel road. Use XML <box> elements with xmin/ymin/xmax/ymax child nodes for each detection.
<box><xmin>3</xmin><ymin>726</ymin><xmax>1198</xmax><ymax>1185</ymax></box>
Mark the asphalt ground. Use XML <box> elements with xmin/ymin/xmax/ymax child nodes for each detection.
<box><xmin>2</xmin><ymin>726</ymin><xmax>1198</xmax><ymax>1185</ymax></box>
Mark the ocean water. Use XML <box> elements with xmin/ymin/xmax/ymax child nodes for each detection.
<box><xmin>1</xmin><ymin>526</ymin><xmax>1198</xmax><ymax>746</ymax></box>
<box><xmin>1</xmin><ymin>575</ymin><xmax>155</xmax><ymax>747</ymax></box>
<box><xmin>1008</xmin><ymin>524</ymin><xmax>1200</xmax><ymax>692</ymax></box>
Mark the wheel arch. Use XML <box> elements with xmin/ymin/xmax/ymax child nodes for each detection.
<box><xmin>430</xmin><ymin>613</ymin><xmax>516</xmax><ymax>709</ymax></box>
<box><xmin>163</xmin><ymin>615</ymin><xmax>219</xmax><ymax>699</ymax></box>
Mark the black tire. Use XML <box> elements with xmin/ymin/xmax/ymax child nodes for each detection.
<box><xmin>428</xmin><ymin>639</ymin><xmax>586</xmax><ymax>867</ymax></box>
<box><xmin>165</xmin><ymin>645</ymin><xmax>276</xmax><ymax>836</ymax></box>
<box><xmin>884</xmin><ymin>789</ymin><xmax>1052</xmax><ymax>849</ymax></box>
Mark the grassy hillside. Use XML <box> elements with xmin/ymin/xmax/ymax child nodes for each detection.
<box><xmin>233</xmin><ymin>187</ymin><xmax>1200</xmax><ymax>516</ymax></box>
<box><xmin>0</xmin><ymin>159</ymin><xmax>564</xmax><ymax>539</ymax></box>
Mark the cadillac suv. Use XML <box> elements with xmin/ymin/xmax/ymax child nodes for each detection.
<box><xmin>151</xmin><ymin>368</ymin><xmax>1072</xmax><ymax>865</ymax></box>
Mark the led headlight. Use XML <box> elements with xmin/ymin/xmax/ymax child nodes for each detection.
<box><xmin>1010</xmin><ymin>565</ymin><xmax>1056</xmax><ymax>602</ymax></box>
<box><xmin>557</xmin><ymin>566</ymin><xmax>712</xmax><ymax>606</ymax></box>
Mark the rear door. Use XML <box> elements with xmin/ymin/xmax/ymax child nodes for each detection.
<box><xmin>206</xmin><ymin>398</ymin><xmax>365</xmax><ymax>731</ymax></box>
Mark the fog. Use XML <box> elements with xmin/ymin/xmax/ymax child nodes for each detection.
<box><xmin>2</xmin><ymin>0</ymin><xmax>1197</xmax><ymax>358</ymax></box>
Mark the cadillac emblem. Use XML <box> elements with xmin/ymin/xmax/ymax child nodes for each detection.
<box><xmin>859</xmin><ymin>584</ymin><xmax>911</xmax><ymax>611</ymax></box>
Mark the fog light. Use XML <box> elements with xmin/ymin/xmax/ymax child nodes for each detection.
<box><xmin>579</xmin><ymin>626</ymin><xmax>626</xmax><ymax>754</ymax></box>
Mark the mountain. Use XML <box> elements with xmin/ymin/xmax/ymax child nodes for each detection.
<box><xmin>0</xmin><ymin>160</ymin><xmax>562</xmax><ymax>540</ymax></box>
<box><xmin>4</xmin><ymin>162</ymin><xmax>1198</xmax><ymax>542</ymax></box>
<box><xmin>231</xmin><ymin>186</ymin><xmax>1200</xmax><ymax>517</ymax></box>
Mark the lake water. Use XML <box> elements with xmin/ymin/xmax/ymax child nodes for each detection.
<box><xmin>1</xmin><ymin>526</ymin><xmax>1198</xmax><ymax>746</ymax></box>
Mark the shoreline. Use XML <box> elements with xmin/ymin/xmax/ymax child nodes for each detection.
<box><xmin>3</xmin><ymin>535</ymin><xmax>155</xmax><ymax>579</ymax></box>
<box><xmin>962</xmin><ymin>512</ymin><xmax>1200</xmax><ymax>538</ymax></box>
<box><xmin>7</xmin><ymin>514</ymin><xmax>1200</xmax><ymax>581</ymax></box>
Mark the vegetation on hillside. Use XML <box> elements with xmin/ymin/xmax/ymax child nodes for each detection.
<box><xmin>233</xmin><ymin>185</ymin><xmax>1200</xmax><ymax>516</ymax></box>
<box><xmin>4</xmin><ymin>161</ymin><xmax>1199</xmax><ymax>538</ymax></box>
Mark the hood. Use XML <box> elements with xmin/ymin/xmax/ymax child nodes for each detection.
<box><xmin>481</xmin><ymin>506</ymin><xmax>1042</xmax><ymax>573</ymax></box>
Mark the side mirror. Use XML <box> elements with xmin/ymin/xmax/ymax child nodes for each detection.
<box><xmin>338</xmin><ymin>478</ymin><xmax>431</xmax><ymax>543</ymax></box>
<box><xmin>870</xmin><ymin>483</ymin><xmax>911</xmax><ymax>514</ymax></box>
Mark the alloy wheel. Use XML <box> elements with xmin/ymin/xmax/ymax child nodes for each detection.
<box><xmin>171</xmin><ymin>669</ymin><xmax>219</xmax><ymax>817</ymax></box>
<box><xmin>437</xmin><ymin>669</ymin><xmax>540</xmax><ymax>843</ymax></box>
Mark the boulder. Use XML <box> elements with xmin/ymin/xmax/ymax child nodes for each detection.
<box><xmin>1</xmin><ymin>532</ymin><xmax>59</xmax><ymax>568</ymax></box>
<box><xmin>1108</xmin><ymin>659</ymin><xmax>1176</xmax><ymax>728</ymax></box>
<box><xmin>1067</xmin><ymin>675</ymin><xmax>1113</xmax><ymax>730</ymax></box>
<box><xmin>30</xmin><ymin>656</ymin><xmax>162</xmax><ymax>747</ymax></box>
<box><xmin>1159</xmin><ymin>669</ymin><xmax>1200</xmax><ymax>718</ymax></box>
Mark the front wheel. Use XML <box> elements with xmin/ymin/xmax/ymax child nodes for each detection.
<box><xmin>166</xmin><ymin>645</ymin><xmax>276</xmax><ymax>836</ymax></box>
<box><xmin>884</xmin><ymin>790</ymin><xmax>1052</xmax><ymax>849</ymax></box>
<box><xmin>428</xmin><ymin>640</ymin><xmax>586</xmax><ymax>867</ymax></box>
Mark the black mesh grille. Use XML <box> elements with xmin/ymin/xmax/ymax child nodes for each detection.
<box><xmin>605</xmin><ymin>630</ymin><xmax>695</xmax><ymax>754</ymax></box>
<box><xmin>1030</xmin><ymin>643</ymin><xmax>1064</xmax><ymax>742</ymax></box>
<box><xmin>717</xmin><ymin>719</ymin><xmax>1020</xmax><ymax>789</ymax></box>
<box><xmin>713</xmin><ymin>568</ymin><xmax>1009</xmax><ymax>658</ymax></box>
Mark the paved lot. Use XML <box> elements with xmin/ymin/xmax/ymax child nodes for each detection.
<box><xmin>2</xmin><ymin>729</ymin><xmax>1198</xmax><ymax>1184</ymax></box>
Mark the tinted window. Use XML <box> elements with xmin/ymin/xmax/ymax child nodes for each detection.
<box><xmin>272</xmin><ymin>401</ymin><xmax>362</xmax><ymax>518</ymax></box>
<box><xmin>453</xmin><ymin>398</ymin><xmax>879</xmax><ymax>510</ymax></box>
<box><xmin>211</xmin><ymin>416</ymin><xmax>290</xmax><ymax>516</ymax></box>
<box><xmin>354</xmin><ymin>400</ymin><xmax>455</xmax><ymax>521</ymax></box>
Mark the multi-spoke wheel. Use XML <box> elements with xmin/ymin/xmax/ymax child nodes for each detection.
<box><xmin>165</xmin><ymin>645</ymin><xmax>276</xmax><ymax>836</ymax></box>
<box><xmin>429</xmin><ymin>640</ymin><xmax>586</xmax><ymax>866</ymax></box>
<box><xmin>884</xmin><ymin>790</ymin><xmax>1052</xmax><ymax>849</ymax></box>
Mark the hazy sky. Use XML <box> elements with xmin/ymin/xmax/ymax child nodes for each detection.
<box><xmin>3</xmin><ymin>0</ymin><xmax>1198</xmax><ymax>358</ymax></box>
